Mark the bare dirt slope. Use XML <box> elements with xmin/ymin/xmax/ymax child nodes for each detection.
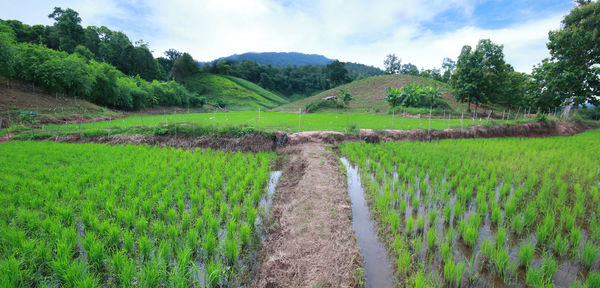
<box><xmin>253</xmin><ymin>143</ymin><xmax>361</xmax><ymax>288</ymax></box>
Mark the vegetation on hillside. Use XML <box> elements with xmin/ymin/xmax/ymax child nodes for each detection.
<box><xmin>182</xmin><ymin>73</ymin><xmax>287</xmax><ymax>109</ymax></box>
<box><xmin>275</xmin><ymin>74</ymin><xmax>456</xmax><ymax>113</ymax></box>
<box><xmin>204</xmin><ymin>58</ymin><xmax>383</xmax><ymax>98</ymax></box>
<box><xmin>0</xmin><ymin>15</ymin><xmax>202</xmax><ymax>111</ymax></box>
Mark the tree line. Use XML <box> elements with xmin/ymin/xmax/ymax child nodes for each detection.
<box><xmin>0</xmin><ymin>21</ymin><xmax>203</xmax><ymax>110</ymax></box>
<box><xmin>384</xmin><ymin>1</ymin><xmax>599</xmax><ymax>114</ymax></box>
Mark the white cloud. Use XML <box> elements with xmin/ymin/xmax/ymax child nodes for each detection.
<box><xmin>1</xmin><ymin>0</ymin><xmax>569</xmax><ymax>73</ymax></box>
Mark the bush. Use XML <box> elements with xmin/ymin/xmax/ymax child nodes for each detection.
<box><xmin>385</xmin><ymin>83</ymin><xmax>448</xmax><ymax>108</ymax></box>
<box><xmin>304</xmin><ymin>99</ymin><xmax>344</xmax><ymax>113</ymax></box>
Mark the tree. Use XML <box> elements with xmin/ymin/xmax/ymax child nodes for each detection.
<box><xmin>441</xmin><ymin>57</ymin><xmax>456</xmax><ymax>82</ymax></box>
<box><xmin>384</xmin><ymin>54</ymin><xmax>401</xmax><ymax>74</ymax></box>
<box><xmin>535</xmin><ymin>1</ymin><xmax>600</xmax><ymax>109</ymax></box>
<box><xmin>452</xmin><ymin>39</ymin><xmax>508</xmax><ymax>110</ymax></box>
<box><xmin>338</xmin><ymin>89</ymin><xmax>353</xmax><ymax>106</ymax></box>
<box><xmin>48</xmin><ymin>7</ymin><xmax>84</xmax><ymax>53</ymax></box>
<box><xmin>400</xmin><ymin>63</ymin><xmax>419</xmax><ymax>76</ymax></box>
<box><xmin>326</xmin><ymin>60</ymin><xmax>349</xmax><ymax>86</ymax></box>
<box><xmin>171</xmin><ymin>53</ymin><xmax>198</xmax><ymax>82</ymax></box>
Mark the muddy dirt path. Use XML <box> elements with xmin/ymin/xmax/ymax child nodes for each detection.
<box><xmin>253</xmin><ymin>143</ymin><xmax>362</xmax><ymax>288</ymax></box>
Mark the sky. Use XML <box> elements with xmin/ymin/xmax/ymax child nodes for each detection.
<box><xmin>0</xmin><ymin>0</ymin><xmax>576</xmax><ymax>73</ymax></box>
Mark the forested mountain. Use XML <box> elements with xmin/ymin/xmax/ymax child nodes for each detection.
<box><xmin>210</xmin><ymin>52</ymin><xmax>333</xmax><ymax>67</ymax></box>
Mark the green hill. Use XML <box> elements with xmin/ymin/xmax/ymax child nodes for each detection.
<box><xmin>273</xmin><ymin>74</ymin><xmax>463</xmax><ymax>113</ymax></box>
<box><xmin>184</xmin><ymin>73</ymin><xmax>289</xmax><ymax>110</ymax></box>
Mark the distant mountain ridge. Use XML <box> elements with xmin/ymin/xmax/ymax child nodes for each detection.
<box><xmin>210</xmin><ymin>52</ymin><xmax>334</xmax><ymax>67</ymax></box>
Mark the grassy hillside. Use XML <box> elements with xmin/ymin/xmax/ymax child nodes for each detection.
<box><xmin>0</xmin><ymin>78</ymin><xmax>118</xmax><ymax>126</ymax></box>
<box><xmin>184</xmin><ymin>73</ymin><xmax>288</xmax><ymax>110</ymax></box>
<box><xmin>273</xmin><ymin>74</ymin><xmax>464</xmax><ymax>113</ymax></box>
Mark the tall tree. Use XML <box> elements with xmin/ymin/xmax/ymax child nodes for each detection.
<box><xmin>172</xmin><ymin>53</ymin><xmax>199</xmax><ymax>82</ymax></box>
<box><xmin>383</xmin><ymin>54</ymin><xmax>401</xmax><ymax>74</ymax></box>
<box><xmin>452</xmin><ymin>39</ymin><xmax>508</xmax><ymax>110</ymax></box>
<box><xmin>441</xmin><ymin>57</ymin><xmax>456</xmax><ymax>82</ymax></box>
<box><xmin>48</xmin><ymin>7</ymin><xmax>84</xmax><ymax>53</ymax></box>
<box><xmin>325</xmin><ymin>60</ymin><xmax>349</xmax><ymax>86</ymax></box>
<box><xmin>535</xmin><ymin>1</ymin><xmax>600</xmax><ymax>109</ymax></box>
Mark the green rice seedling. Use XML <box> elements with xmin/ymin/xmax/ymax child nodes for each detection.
<box><xmin>587</xmin><ymin>271</ymin><xmax>600</xmax><ymax>288</ymax></box>
<box><xmin>140</xmin><ymin>258</ymin><xmax>166</xmax><ymax>288</ymax></box>
<box><xmin>429</xmin><ymin>210</ymin><xmax>437</xmax><ymax>226</ymax></box>
<box><xmin>111</xmin><ymin>251</ymin><xmax>135</xmax><ymax>287</ymax></box>
<box><xmin>135</xmin><ymin>216</ymin><xmax>148</xmax><ymax>235</ymax></box>
<box><xmin>203</xmin><ymin>231</ymin><xmax>217</xmax><ymax>259</ymax></box>
<box><xmin>511</xmin><ymin>213</ymin><xmax>524</xmax><ymax>235</ymax></box>
<box><xmin>168</xmin><ymin>225</ymin><xmax>178</xmax><ymax>248</ymax></box>
<box><xmin>541</xmin><ymin>253</ymin><xmax>558</xmax><ymax>281</ymax></box>
<box><xmin>519</xmin><ymin>241</ymin><xmax>534</xmax><ymax>268</ymax></box>
<box><xmin>444</xmin><ymin>259</ymin><xmax>457</xmax><ymax>287</ymax></box>
<box><xmin>390</xmin><ymin>212</ymin><xmax>400</xmax><ymax>236</ymax></box>
<box><xmin>139</xmin><ymin>235</ymin><xmax>152</xmax><ymax>260</ymax></box>
<box><xmin>455</xmin><ymin>261</ymin><xmax>465</xmax><ymax>288</ymax></box>
<box><xmin>571</xmin><ymin>227</ymin><xmax>582</xmax><ymax>256</ymax></box>
<box><xmin>525</xmin><ymin>266</ymin><xmax>543</xmax><ymax>287</ymax></box>
<box><xmin>240</xmin><ymin>224</ymin><xmax>251</xmax><ymax>247</ymax></box>
<box><xmin>123</xmin><ymin>230</ymin><xmax>134</xmax><ymax>254</ymax></box>
<box><xmin>399</xmin><ymin>199</ymin><xmax>407</xmax><ymax>214</ymax></box>
<box><xmin>417</xmin><ymin>214</ymin><xmax>426</xmax><ymax>233</ymax></box>
<box><xmin>247</xmin><ymin>207</ymin><xmax>257</xmax><ymax>229</ymax></box>
<box><xmin>441</xmin><ymin>239</ymin><xmax>451</xmax><ymax>262</ymax></box>
<box><xmin>187</xmin><ymin>229</ymin><xmax>198</xmax><ymax>251</ymax></box>
<box><xmin>412</xmin><ymin>196</ymin><xmax>420</xmax><ymax>211</ymax></box>
<box><xmin>491</xmin><ymin>205</ymin><xmax>502</xmax><ymax>227</ymax></box>
<box><xmin>524</xmin><ymin>203</ymin><xmax>537</xmax><ymax>229</ymax></box>
<box><xmin>427</xmin><ymin>227</ymin><xmax>437</xmax><ymax>251</ymax></box>
<box><xmin>413</xmin><ymin>270</ymin><xmax>427</xmax><ymax>288</ymax></box>
<box><xmin>581</xmin><ymin>242</ymin><xmax>599</xmax><ymax>269</ymax></box>
<box><xmin>83</xmin><ymin>232</ymin><xmax>105</xmax><ymax>273</ymax></box>
<box><xmin>407</xmin><ymin>216</ymin><xmax>415</xmax><ymax>236</ymax></box>
<box><xmin>495</xmin><ymin>227</ymin><xmax>507</xmax><ymax>249</ymax></box>
<box><xmin>205</xmin><ymin>260</ymin><xmax>223</xmax><ymax>288</ymax></box>
<box><xmin>153</xmin><ymin>221</ymin><xmax>166</xmax><ymax>239</ymax></box>
<box><xmin>505</xmin><ymin>198</ymin><xmax>517</xmax><ymax>219</ymax></box>
<box><xmin>167</xmin><ymin>208</ymin><xmax>177</xmax><ymax>224</ymax></box>
<box><xmin>454</xmin><ymin>201</ymin><xmax>464</xmax><ymax>220</ymax></box>
<box><xmin>159</xmin><ymin>240</ymin><xmax>170</xmax><ymax>264</ymax></box>
<box><xmin>397</xmin><ymin>250</ymin><xmax>411</xmax><ymax>277</ymax></box>
<box><xmin>224</xmin><ymin>235</ymin><xmax>239</xmax><ymax>265</ymax></box>
<box><xmin>554</xmin><ymin>233</ymin><xmax>569</xmax><ymax>258</ymax></box>
<box><xmin>481</xmin><ymin>238</ymin><xmax>495</xmax><ymax>262</ymax></box>
<box><xmin>444</xmin><ymin>205</ymin><xmax>452</xmax><ymax>224</ymax></box>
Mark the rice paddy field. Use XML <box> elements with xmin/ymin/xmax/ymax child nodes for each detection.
<box><xmin>4</xmin><ymin>111</ymin><xmax>517</xmax><ymax>138</ymax></box>
<box><xmin>0</xmin><ymin>141</ymin><xmax>274</xmax><ymax>287</ymax></box>
<box><xmin>340</xmin><ymin>130</ymin><xmax>600</xmax><ymax>287</ymax></box>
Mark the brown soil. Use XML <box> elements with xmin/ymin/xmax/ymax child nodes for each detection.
<box><xmin>253</xmin><ymin>143</ymin><xmax>362</xmax><ymax>288</ymax></box>
<box><xmin>48</xmin><ymin>132</ymin><xmax>274</xmax><ymax>153</ymax></box>
<box><xmin>0</xmin><ymin>78</ymin><xmax>118</xmax><ymax>126</ymax></box>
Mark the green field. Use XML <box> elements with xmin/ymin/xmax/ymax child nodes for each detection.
<box><xmin>8</xmin><ymin>111</ymin><xmax>519</xmax><ymax>138</ymax></box>
<box><xmin>0</xmin><ymin>142</ymin><xmax>274</xmax><ymax>287</ymax></box>
<box><xmin>340</xmin><ymin>130</ymin><xmax>600</xmax><ymax>287</ymax></box>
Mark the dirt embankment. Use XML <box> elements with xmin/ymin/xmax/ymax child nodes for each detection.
<box><xmin>48</xmin><ymin>132</ymin><xmax>274</xmax><ymax>153</ymax></box>
<box><xmin>253</xmin><ymin>143</ymin><xmax>362</xmax><ymax>288</ymax></box>
<box><xmin>281</xmin><ymin>120</ymin><xmax>589</xmax><ymax>145</ymax></box>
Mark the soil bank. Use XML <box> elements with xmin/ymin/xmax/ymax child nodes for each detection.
<box><xmin>252</xmin><ymin>143</ymin><xmax>362</xmax><ymax>288</ymax></box>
